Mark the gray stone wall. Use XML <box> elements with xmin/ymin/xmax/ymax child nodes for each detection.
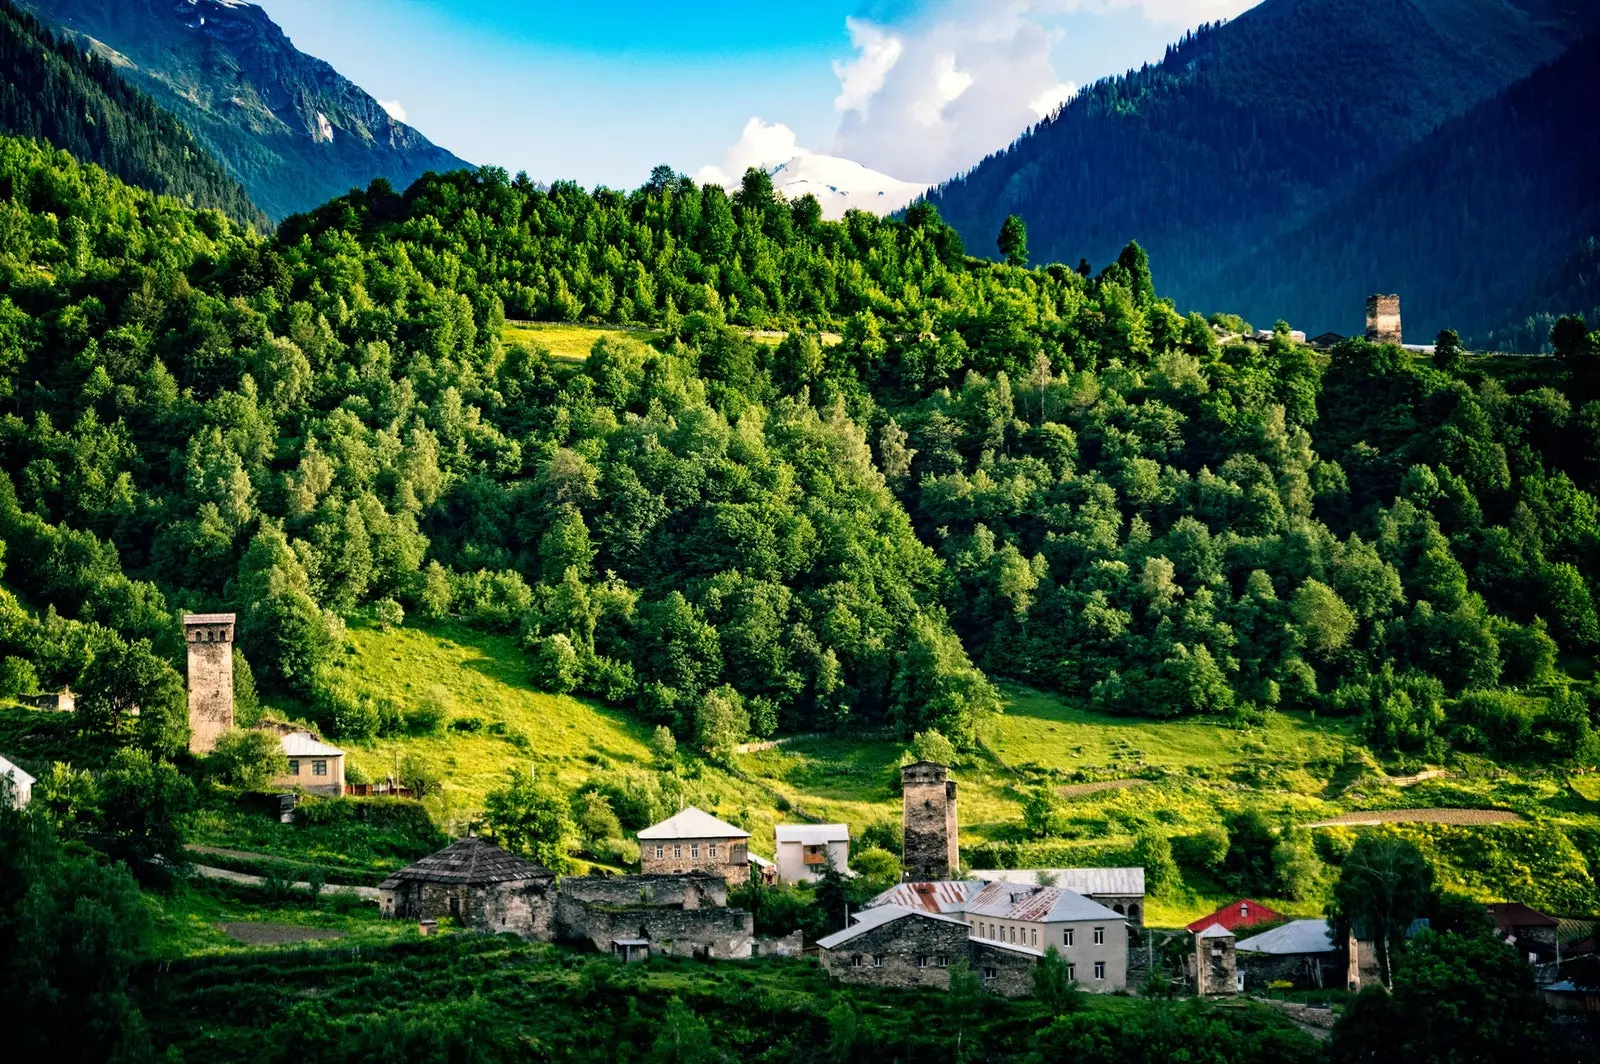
<box><xmin>185</xmin><ymin>619</ymin><xmax>234</xmax><ymax>755</ymax></box>
<box><xmin>567</xmin><ymin>901</ymin><xmax>756</xmax><ymax>958</ymax></box>
<box><xmin>902</xmin><ymin>763</ymin><xmax>958</xmax><ymax>880</ymax></box>
<box><xmin>1092</xmin><ymin>893</ymin><xmax>1145</xmax><ymax>927</ymax></box>
<box><xmin>557</xmin><ymin>873</ymin><xmax>727</xmax><ymax>910</ymax></box>
<box><xmin>1365</xmin><ymin>293</ymin><xmax>1402</xmax><ymax>343</ymax></box>
<box><xmin>1238</xmin><ymin>951</ymin><xmax>1342</xmax><ymax>991</ymax></box>
<box><xmin>381</xmin><ymin>875</ymin><xmax>556</xmax><ymax>938</ymax></box>
<box><xmin>821</xmin><ymin>917</ymin><xmax>972</xmax><ymax>991</ymax></box>
<box><xmin>970</xmin><ymin>942</ymin><xmax>1038</xmax><ymax>998</ymax></box>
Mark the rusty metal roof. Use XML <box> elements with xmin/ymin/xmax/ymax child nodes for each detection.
<box><xmin>962</xmin><ymin>880</ymin><xmax>1122</xmax><ymax>923</ymax></box>
<box><xmin>865</xmin><ymin>880</ymin><xmax>977</xmax><ymax>913</ymax></box>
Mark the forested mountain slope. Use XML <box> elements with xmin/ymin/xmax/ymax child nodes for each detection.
<box><xmin>0</xmin><ymin>0</ymin><xmax>263</xmax><ymax>228</ymax></box>
<box><xmin>918</xmin><ymin>0</ymin><xmax>1599</xmax><ymax>334</ymax></box>
<box><xmin>23</xmin><ymin>0</ymin><xmax>471</xmax><ymax>220</ymax></box>
<box><xmin>1196</xmin><ymin>32</ymin><xmax>1600</xmax><ymax>344</ymax></box>
<box><xmin>0</xmin><ymin>144</ymin><xmax>1597</xmax><ymax>770</ymax></box>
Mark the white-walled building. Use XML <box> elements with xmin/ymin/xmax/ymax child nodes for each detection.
<box><xmin>774</xmin><ymin>823</ymin><xmax>850</xmax><ymax>883</ymax></box>
<box><xmin>1</xmin><ymin>753</ymin><xmax>34</xmax><ymax>807</ymax></box>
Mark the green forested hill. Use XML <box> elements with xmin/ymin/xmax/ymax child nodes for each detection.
<box><xmin>0</xmin><ymin>143</ymin><xmax>1597</xmax><ymax>769</ymax></box>
<box><xmin>919</xmin><ymin>0</ymin><xmax>1600</xmax><ymax>337</ymax></box>
<box><xmin>0</xmin><ymin>0</ymin><xmax>264</xmax><ymax>228</ymax></box>
<box><xmin>1195</xmin><ymin>32</ymin><xmax>1600</xmax><ymax>345</ymax></box>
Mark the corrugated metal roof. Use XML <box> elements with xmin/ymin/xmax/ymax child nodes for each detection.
<box><xmin>971</xmin><ymin>867</ymin><xmax>1146</xmax><ymax>896</ymax></box>
<box><xmin>815</xmin><ymin>903</ymin><xmax>966</xmax><ymax>949</ymax></box>
<box><xmin>379</xmin><ymin>837</ymin><xmax>553</xmax><ymax>888</ymax></box>
<box><xmin>775</xmin><ymin>823</ymin><xmax>850</xmax><ymax>844</ymax></box>
<box><xmin>1196</xmin><ymin>923</ymin><xmax>1235</xmax><ymax>939</ymax></box>
<box><xmin>1185</xmin><ymin>899</ymin><xmax>1282</xmax><ymax>932</ymax></box>
<box><xmin>0</xmin><ymin>754</ymin><xmax>34</xmax><ymax>788</ymax></box>
<box><xmin>280</xmin><ymin>731</ymin><xmax>344</xmax><ymax>757</ymax></box>
<box><xmin>637</xmin><ymin>806</ymin><xmax>750</xmax><ymax>840</ymax></box>
<box><xmin>962</xmin><ymin>881</ymin><xmax>1122</xmax><ymax>923</ymax></box>
<box><xmin>973</xmin><ymin>939</ymin><xmax>1044</xmax><ymax>958</ymax></box>
<box><xmin>866</xmin><ymin>880</ymin><xmax>978</xmax><ymax>913</ymax></box>
<box><xmin>1236</xmin><ymin>919</ymin><xmax>1337</xmax><ymax>955</ymax></box>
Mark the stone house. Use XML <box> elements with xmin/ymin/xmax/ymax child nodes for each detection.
<box><xmin>272</xmin><ymin>731</ymin><xmax>346</xmax><ymax>796</ymax></box>
<box><xmin>958</xmin><ymin>880</ymin><xmax>1128</xmax><ymax>992</ymax></box>
<box><xmin>817</xmin><ymin>904</ymin><xmax>977</xmax><ymax>992</ymax></box>
<box><xmin>1235</xmin><ymin>919</ymin><xmax>1343</xmax><ymax>990</ymax></box>
<box><xmin>19</xmin><ymin>688</ymin><xmax>73</xmax><ymax>712</ymax></box>
<box><xmin>1490</xmin><ymin>902</ymin><xmax>1561</xmax><ymax>964</ymax></box>
<box><xmin>775</xmin><ymin>823</ymin><xmax>850</xmax><ymax>883</ymax></box>
<box><xmin>967</xmin><ymin>867</ymin><xmax>1147</xmax><ymax>926</ymax></box>
<box><xmin>638</xmin><ymin>806</ymin><xmax>750</xmax><ymax>879</ymax></box>
<box><xmin>554</xmin><ymin>872</ymin><xmax>792</xmax><ymax>960</ymax></box>
<box><xmin>378</xmin><ymin>837</ymin><xmax>557</xmax><ymax>936</ymax></box>
<box><xmin>0</xmin><ymin>753</ymin><xmax>33</xmax><ymax>807</ymax></box>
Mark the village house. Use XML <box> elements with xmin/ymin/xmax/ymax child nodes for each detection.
<box><xmin>1</xmin><ymin>753</ymin><xmax>33</xmax><ymax>807</ymax></box>
<box><xmin>378</xmin><ymin>837</ymin><xmax>557</xmax><ymax>936</ymax></box>
<box><xmin>19</xmin><ymin>688</ymin><xmax>73</xmax><ymax>713</ymax></box>
<box><xmin>638</xmin><ymin>806</ymin><xmax>750</xmax><ymax>879</ymax></box>
<box><xmin>774</xmin><ymin>823</ymin><xmax>850</xmax><ymax>883</ymax></box>
<box><xmin>816</xmin><ymin>903</ymin><xmax>1050</xmax><ymax>998</ymax></box>
<box><xmin>1490</xmin><ymin>902</ymin><xmax>1561</xmax><ymax>965</ymax></box>
<box><xmin>553</xmin><ymin>871</ymin><xmax>799</xmax><ymax>960</ymax></box>
<box><xmin>967</xmin><ymin>867</ymin><xmax>1147</xmax><ymax>926</ymax></box>
<box><xmin>958</xmin><ymin>881</ymin><xmax>1128</xmax><ymax>991</ymax></box>
<box><xmin>1186</xmin><ymin>898</ymin><xmax>1282</xmax><ymax>935</ymax></box>
<box><xmin>272</xmin><ymin>731</ymin><xmax>346</xmax><ymax>796</ymax></box>
<box><xmin>1235</xmin><ymin>918</ymin><xmax>1343</xmax><ymax>990</ymax></box>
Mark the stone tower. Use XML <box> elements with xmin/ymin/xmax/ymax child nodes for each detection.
<box><xmin>1365</xmin><ymin>293</ymin><xmax>1402</xmax><ymax>344</ymax></box>
<box><xmin>1195</xmin><ymin>924</ymin><xmax>1238</xmax><ymax>995</ymax></box>
<box><xmin>184</xmin><ymin>613</ymin><xmax>236</xmax><ymax>754</ymax></box>
<box><xmin>901</xmin><ymin>761</ymin><xmax>959</xmax><ymax>880</ymax></box>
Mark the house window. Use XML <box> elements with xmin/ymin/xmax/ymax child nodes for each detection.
<box><xmin>1031</xmin><ymin>928</ymin><xmax>1037</xmax><ymax>947</ymax></box>
<box><xmin>1240</xmin><ymin>903</ymin><xmax>1249</xmax><ymax>918</ymax></box>
<box><xmin>1093</xmin><ymin>927</ymin><xmax>1105</xmax><ymax>945</ymax></box>
<box><xmin>313</xmin><ymin>760</ymin><xmax>327</xmax><ymax>776</ymax></box>
<box><xmin>982</xmin><ymin>967</ymin><xmax>998</xmax><ymax>979</ymax></box>
<box><xmin>655</xmin><ymin>846</ymin><xmax>664</xmax><ymax>859</ymax></box>
<box><xmin>872</xmin><ymin>955</ymin><xmax>884</xmax><ymax>968</ymax></box>
<box><xmin>936</xmin><ymin>953</ymin><xmax>949</xmax><ymax>967</ymax></box>
<box><xmin>1066</xmin><ymin>963</ymin><xmax>1076</xmax><ymax>981</ymax></box>
<box><xmin>917</xmin><ymin>955</ymin><xmax>929</xmax><ymax>969</ymax></box>
<box><xmin>673</xmin><ymin>845</ymin><xmax>682</xmax><ymax>858</ymax></box>
<box><xmin>287</xmin><ymin>759</ymin><xmax>300</xmax><ymax>776</ymax></box>
<box><xmin>691</xmin><ymin>843</ymin><xmax>700</xmax><ymax>859</ymax></box>
<box><xmin>1064</xmin><ymin>928</ymin><xmax>1074</xmax><ymax>947</ymax></box>
<box><xmin>851</xmin><ymin>955</ymin><xmax>863</xmax><ymax>968</ymax></box>
<box><xmin>1009</xmin><ymin>926</ymin><xmax>1016</xmax><ymax>944</ymax></box>
<box><xmin>708</xmin><ymin>843</ymin><xmax>718</xmax><ymax>858</ymax></box>
<box><xmin>1094</xmin><ymin>961</ymin><xmax>1105</xmax><ymax>980</ymax></box>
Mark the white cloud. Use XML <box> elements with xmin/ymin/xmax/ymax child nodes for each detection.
<box><xmin>694</xmin><ymin>117</ymin><xmax>805</xmax><ymax>187</ymax></box>
<box><xmin>1027</xmin><ymin>81</ymin><xmax>1077</xmax><ymax>118</ymax></box>
<box><xmin>378</xmin><ymin>99</ymin><xmax>407</xmax><ymax>123</ymax></box>
<box><xmin>833</xmin><ymin>18</ymin><xmax>904</xmax><ymax>115</ymax></box>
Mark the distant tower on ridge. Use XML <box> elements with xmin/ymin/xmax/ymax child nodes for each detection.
<box><xmin>184</xmin><ymin>613</ymin><xmax>236</xmax><ymax>754</ymax></box>
<box><xmin>901</xmin><ymin>761</ymin><xmax>959</xmax><ymax>880</ymax></box>
<box><xmin>1365</xmin><ymin>294</ymin><xmax>1402</xmax><ymax>344</ymax></box>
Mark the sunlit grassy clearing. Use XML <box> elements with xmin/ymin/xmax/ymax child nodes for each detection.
<box><xmin>502</xmin><ymin>320</ymin><xmax>661</xmax><ymax>362</ymax></box>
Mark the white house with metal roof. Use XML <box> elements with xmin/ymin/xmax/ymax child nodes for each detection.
<box><xmin>637</xmin><ymin>806</ymin><xmax>751</xmax><ymax>879</ymax></box>
<box><xmin>967</xmin><ymin>867</ymin><xmax>1146</xmax><ymax>925</ymax></box>
<box><xmin>271</xmin><ymin>731</ymin><xmax>345</xmax><ymax>795</ymax></box>
<box><xmin>0</xmin><ymin>753</ymin><xmax>33</xmax><ymax>807</ymax></box>
<box><xmin>957</xmin><ymin>880</ymin><xmax>1128</xmax><ymax>990</ymax></box>
<box><xmin>774</xmin><ymin>823</ymin><xmax>850</xmax><ymax>883</ymax></box>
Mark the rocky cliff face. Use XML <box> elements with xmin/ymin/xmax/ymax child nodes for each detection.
<box><xmin>27</xmin><ymin>0</ymin><xmax>471</xmax><ymax>220</ymax></box>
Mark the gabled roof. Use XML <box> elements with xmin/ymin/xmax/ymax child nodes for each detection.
<box><xmin>1197</xmin><ymin>923</ymin><xmax>1236</xmax><ymax>940</ymax></box>
<box><xmin>971</xmin><ymin>867</ymin><xmax>1146</xmax><ymax>896</ymax></box>
<box><xmin>378</xmin><ymin>837</ymin><xmax>553</xmax><ymax>888</ymax></box>
<box><xmin>280</xmin><ymin>731</ymin><xmax>344</xmax><ymax>757</ymax></box>
<box><xmin>815</xmin><ymin>903</ymin><xmax>966</xmax><ymax>950</ymax></box>
<box><xmin>775</xmin><ymin>823</ymin><xmax>850</xmax><ymax>844</ymax></box>
<box><xmin>1490</xmin><ymin>902</ymin><xmax>1559</xmax><ymax>931</ymax></box>
<box><xmin>637</xmin><ymin>806</ymin><xmax>749</xmax><ymax>840</ymax></box>
<box><xmin>973</xmin><ymin>938</ymin><xmax>1045</xmax><ymax>958</ymax></box>
<box><xmin>866</xmin><ymin>880</ymin><xmax>979</xmax><ymax>913</ymax></box>
<box><xmin>0</xmin><ymin>754</ymin><xmax>34</xmax><ymax>788</ymax></box>
<box><xmin>962</xmin><ymin>881</ymin><xmax>1123</xmax><ymax>923</ymax></box>
<box><xmin>1236</xmin><ymin>919</ymin><xmax>1337</xmax><ymax>955</ymax></box>
<box><xmin>1185</xmin><ymin>898</ymin><xmax>1282</xmax><ymax>933</ymax></box>
<box><xmin>183</xmin><ymin>612</ymin><xmax>236</xmax><ymax>624</ymax></box>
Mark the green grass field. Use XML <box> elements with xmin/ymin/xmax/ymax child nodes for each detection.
<box><xmin>502</xmin><ymin>320</ymin><xmax>662</xmax><ymax>362</ymax></box>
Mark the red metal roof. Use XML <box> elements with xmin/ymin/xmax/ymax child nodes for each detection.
<box><xmin>1185</xmin><ymin>898</ymin><xmax>1283</xmax><ymax>933</ymax></box>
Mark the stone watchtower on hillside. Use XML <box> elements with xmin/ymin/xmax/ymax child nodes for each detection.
<box><xmin>902</xmin><ymin>761</ymin><xmax>959</xmax><ymax>880</ymax></box>
<box><xmin>1365</xmin><ymin>293</ymin><xmax>1402</xmax><ymax>344</ymax></box>
<box><xmin>184</xmin><ymin>613</ymin><xmax>236</xmax><ymax>755</ymax></box>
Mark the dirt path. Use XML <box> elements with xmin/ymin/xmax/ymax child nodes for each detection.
<box><xmin>189</xmin><ymin>844</ymin><xmax>273</xmax><ymax>861</ymax></box>
<box><xmin>1058</xmin><ymin>779</ymin><xmax>1148</xmax><ymax>798</ymax></box>
<box><xmin>191</xmin><ymin>863</ymin><xmax>380</xmax><ymax>900</ymax></box>
<box><xmin>215</xmin><ymin>921</ymin><xmax>347</xmax><ymax>946</ymax></box>
<box><xmin>1305</xmin><ymin>807</ymin><xmax>1524</xmax><ymax>827</ymax></box>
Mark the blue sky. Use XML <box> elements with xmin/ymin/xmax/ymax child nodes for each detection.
<box><xmin>258</xmin><ymin>0</ymin><xmax>1255</xmax><ymax>189</ymax></box>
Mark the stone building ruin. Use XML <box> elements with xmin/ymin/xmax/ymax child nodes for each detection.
<box><xmin>902</xmin><ymin>761</ymin><xmax>959</xmax><ymax>880</ymax></box>
<box><xmin>184</xmin><ymin>613</ymin><xmax>236</xmax><ymax>754</ymax></box>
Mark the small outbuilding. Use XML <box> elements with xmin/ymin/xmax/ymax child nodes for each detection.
<box><xmin>774</xmin><ymin>823</ymin><xmax>850</xmax><ymax>883</ymax></box>
<box><xmin>1235</xmin><ymin>918</ymin><xmax>1342</xmax><ymax>990</ymax></box>
<box><xmin>0</xmin><ymin>753</ymin><xmax>33</xmax><ymax>807</ymax></box>
<box><xmin>379</xmin><ymin>837</ymin><xmax>556</xmax><ymax>936</ymax></box>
